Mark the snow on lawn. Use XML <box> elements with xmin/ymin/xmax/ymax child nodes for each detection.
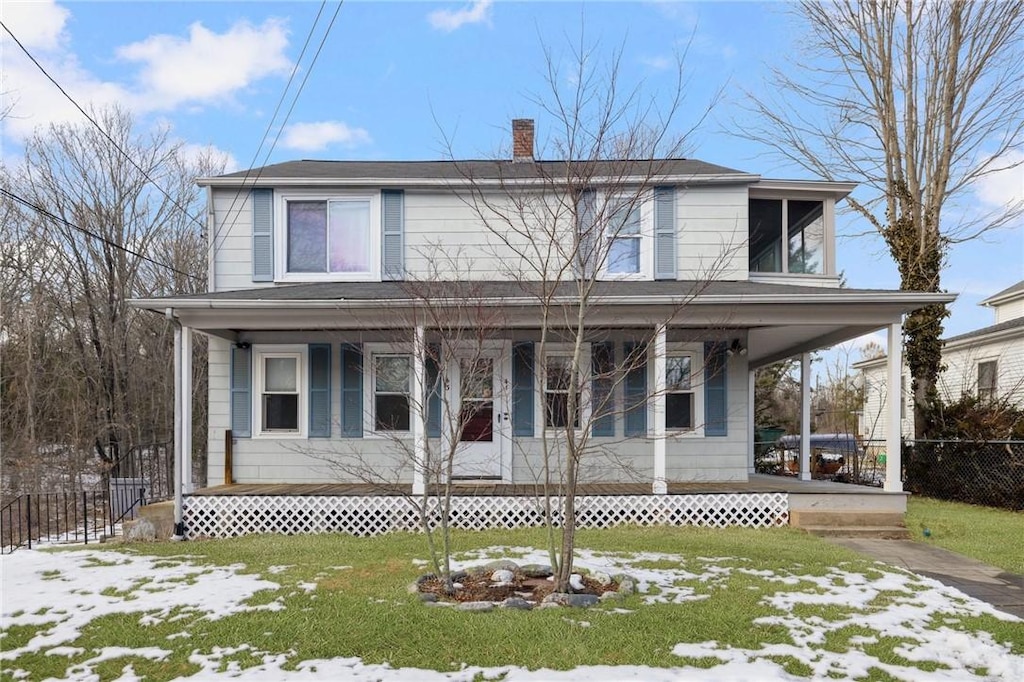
<box><xmin>1</xmin><ymin>546</ymin><xmax>1022</xmax><ymax>681</ymax></box>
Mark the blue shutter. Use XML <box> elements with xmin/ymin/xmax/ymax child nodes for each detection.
<box><xmin>425</xmin><ymin>343</ymin><xmax>441</xmax><ymax>438</ymax></box>
<box><xmin>705</xmin><ymin>342</ymin><xmax>728</xmax><ymax>436</ymax></box>
<box><xmin>251</xmin><ymin>189</ymin><xmax>274</xmax><ymax>282</ymax></box>
<box><xmin>654</xmin><ymin>186</ymin><xmax>676</xmax><ymax>280</ymax></box>
<box><xmin>230</xmin><ymin>345</ymin><xmax>252</xmax><ymax>438</ymax></box>
<box><xmin>624</xmin><ymin>341</ymin><xmax>647</xmax><ymax>437</ymax></box>
<box><xmin>340</xmin><ymin>343</ymin><xmax>363</xmax><ymax>438</ymax></box>
<box><xmin>382</xmin><ymin>190</ymin><xmax>404</xmax><ymax>280</ymax></box>
<box><xmin>575</xmin><ymin>189</ymin><xmax>597</xmax><ymax>278</ymax></box>
<box><xmin>308</xmin><ymin>344</ymin><xmax>331</xmax><ymax>437</ymax></box>
<box><xmin>591</xmin><ymin>341</ymin><xmax>614</xmax><ymax>437</ymax></box>
<box><xmin>512</xmin><ymin>342</ymin><xmax>535</xmax><ymax>437</ymax></box>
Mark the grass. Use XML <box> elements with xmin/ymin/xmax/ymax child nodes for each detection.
<box><xmin>906</xmin><ymin>497</ymin><xmax>1024</xmax><ymax>573</ymax></box>
<box><xmin>2</xmin><ymin>526</ymin><xmax>1022</xmax><ymax>681</ymax></box>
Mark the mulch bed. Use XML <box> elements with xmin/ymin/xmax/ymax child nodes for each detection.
<box><xmin>418</xmin><ymin>569</ymin><xmax>619</xmax><ymax>604</ymax></box>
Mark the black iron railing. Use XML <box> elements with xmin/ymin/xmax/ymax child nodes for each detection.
<box><xmin>110</xmin><ymin>441</ymin><xmax>174</xmax><ymax>502</ymax></box>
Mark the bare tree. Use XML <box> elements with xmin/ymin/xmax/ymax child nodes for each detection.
<box><xmin>0</xmin><ymin>106</ymin><xmax>217</xmax><ymax>494</ymax></box>
<box><xmin>740</xmin><ymin>0</ymin><xmax>1024</xmax><ymax>438</ymax></box>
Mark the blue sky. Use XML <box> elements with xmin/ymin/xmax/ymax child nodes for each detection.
<box><xmin>3</xmin><ymin>0</ymin><xmax>1022</xmax><ymax>351</ymax></box>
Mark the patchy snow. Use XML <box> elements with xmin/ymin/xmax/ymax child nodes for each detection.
<box><xmin>1</xmin><ymin>545</ymin><xmax>1021</xmax><ymax>681</ymax></box>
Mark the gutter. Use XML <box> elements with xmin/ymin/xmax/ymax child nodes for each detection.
<box><xmin>197</xmin><ymin>172</ymin><xmax>762</xmax><ymax>189</ymax></box>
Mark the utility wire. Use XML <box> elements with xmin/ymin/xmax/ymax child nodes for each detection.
<box><xmin>213</xmin><ymin>0</ymin><xmax>344</xmax><ymax>254</ymax></box>
<box><xmin>1</xmin><ymin>186</ymin><xmax>201</xmax><ymax>281</ymax></box>
<box><xmin>1</xmin><ymin>21</ymin><xmax>209</xmax><ymax>236</ymax></box>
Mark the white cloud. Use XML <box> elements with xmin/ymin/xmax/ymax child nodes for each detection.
<box><xmin>116</xmin><ymin>19</ymin><xmax>291</xmax><ymax>110</ymax></box>
<box><xmin>975</xmin><ymin>150</ymin><xmax>1024</xmax><ymax>208</ymax></box>
<box><xmin>2</xmin><ymin>0</ymin><xmax>69</xmax><ymax>51</ymax></box>
<box><xmin>281</xmin><ymin>121</ymin><xmax>371</xmax><ymax>152</ymax></box>
<box><xmin>640</xmin><ymin>55</ymin><xmax>673</xmax><ymax>71</ymax></box>
<box><xmin>427</xmin><ymin>0</ymin><xmax>493</xmax><ymax>32</ymax></box>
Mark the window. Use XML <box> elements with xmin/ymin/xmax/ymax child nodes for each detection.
<box><xmin>277</xmin><ymin>192</ymin><xmax>379</xmax><ymax>281</ymax></box>
<box><xmin>600</xmin><ymin>194</ymin><xmax>651</xmax><ymax>278</ymax></box>
<box><xmin>665</xmin><ymin>354</ymin><xmax>695</xmax><ymax>429</ymax></box>
<box><xmin>374</xmin><ymin>354</ymin><xmax>411</xmax><ymax>431</ymax></box>
<box><xmin>253</xmin><ymin>346</ymin><xmax>306</xmax><ymax>437</ymax></box>
<box><xmin>545</xmin><ymin>355</ymin><xmax>580</xmax><ymax>428</ymax></box>
<box><xmin>978</xmin><ymin>360</ymin><xmax>998</xmax><ymax>402</ymax></box>
<box><xmin>749</xmin><ymin>198</ymin><xmax>825</xmax><ymax>274</ymax></box>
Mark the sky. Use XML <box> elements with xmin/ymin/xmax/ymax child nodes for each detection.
<box><xmin>2</xmin><ymin>0</ymin><xmax>1022</xmax><ymax>352</ymax></box>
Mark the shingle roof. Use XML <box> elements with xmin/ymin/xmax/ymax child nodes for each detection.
<box><xmin>980</xmin><ymin>279</ymin><xmax>1024</xmax><ymax>306</ymax></box>
<box><xmin>212</xmin><ymin>158</ymin><xmax>749</xmax><ymax>182</ymax></box>
<box><xmin>943</xmin><ymin>315</ymin><xmax>1024</xmax><ymax>345</ymax></box>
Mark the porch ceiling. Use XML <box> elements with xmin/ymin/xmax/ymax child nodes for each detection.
<box><xmin>132</xmin><ymin>280</ymin><xmax>954</xmax><ymax>364</ymax></box>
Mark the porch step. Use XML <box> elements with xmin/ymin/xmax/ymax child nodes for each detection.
<box><xmin>802</xmin><ymin>525</ymin><xmax>911</xmax><ymax>540</ymax></box>
<box><xmin>789</xmin><ymin>510</ymin><xmax>906</xmax><ymax>529</ymax></box>
<box><xmin>135</xmin><ymin>500</ymin><xmax>176</xmax><ymax>540</ymax></box>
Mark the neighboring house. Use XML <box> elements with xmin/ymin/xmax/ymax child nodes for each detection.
<box><xmin>855</xmin><ymin>279</ymin><xmax>1024</xmax><ymax>443</ymax></box>
<box><xmin>132</xmin><ymin>119</ymin><xmax>951</xmax><ymax>536</ymax></box>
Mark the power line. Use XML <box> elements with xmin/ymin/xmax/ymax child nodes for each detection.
<box><xmin>1</xmin><ymin>187</ymin><xmax>201</xmax><ymax>282</ymax></box>
<box><xmin>0</xmin><ymin>21</ymin><xmax>209</xmax><ymax>237</ymax></box>
<box><xmin>213</xmin><ymin>0</ymin><xmax>344</xmax><ymax>254</ymax></box>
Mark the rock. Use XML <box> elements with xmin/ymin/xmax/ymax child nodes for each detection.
<box><xmin>123</xmin><ymin>518</ymin><xmax>156</xmax><ymax>543</ymax></box>
<box><xmin>592</xmin><ymin>571</ymin><xmax>613</xmax><ymax>586</ymax></box>
<box><xmin>500</xmin><ymin>597</ymin><xmax>533</xmax><ymax>610</ymax></box>
<box><xmin>415</xmin><ymin>573</ymin><xmax>437</xmax><ymax>587</ymax></box>
<box><xmin>537</xmin><ymin>602</ymin><xmax>561</xmax><ymax>610</ymax></box>
<box><xmin>542</xmin><ymin>592</ymin><xmax>570</xmax><ymax>606</ymax></box>
<box><xmin>569</xmin><ymin>574</ymin><xmax>586</xmax><ymax>592</ymax></box>
<box><xmin>407</xmin><ymin>582</ymin><xmax>421</xmax><ymax>595</ymax></box>
<box><xmin>567</xmin><ymin>594</ymin><xmax>600</xmax><ymax>608</ymax></box>
<box><xmin>599</xmin><ymin>590</ymin><xmax>624</xmax><ymax>602</ymax></box>
<box><xmin>452</xmin><ymin>582</ymin><xmax>464</xmax><ymax>590</ymax></box>
<box><xmin>457</xmin><ymin>601</ymin><xmax>495</xmax><ymax>612</ymax></box>
<box><xmin>419</xmin><ymin>593</ymin><xmax>438</xmax><ymax>603</ymax></box>
<box><xmin>617</xmin><ymin>579</ymin><xmax>636</xmax><ymax>596</ymax></box>
<box><xmin>425</xmin><ymin>601</ymin><xmax>453</xmax><ymax>608</ymax></box>
<box><xmin>450</xmin><ymin>571</ymin><xmax>468</xmax><ymax>582</ymax></box>
<box><xmin>490</xmin><ymin>569</ymin><xmax>515</xmax><ymax>584</ymax></box>
<box><xmin>482</xmin><ymin>559</ymin><xmax>520</xmax><ymax>572</ymax></box>
<box><xmin>521</xmin><ymin>564</ymin><xmax>553</xmax><ymax>578</ymax></box>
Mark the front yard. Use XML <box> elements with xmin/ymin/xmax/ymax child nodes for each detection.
<box><xmin>2</xmin><ymin>525</ymin><xmax>1022</xmax><ymax>681</ymax></box>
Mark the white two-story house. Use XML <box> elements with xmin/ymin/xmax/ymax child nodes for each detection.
<box><xmin>134</xmin><ymin>120</ymin><xmax>952</xmax><ymax>538</ymax></box>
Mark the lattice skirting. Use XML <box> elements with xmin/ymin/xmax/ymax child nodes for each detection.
<box><xmin>183</xmin><ymin>493</ymin><xmax>789</xmax><ymax>539</ymax></box>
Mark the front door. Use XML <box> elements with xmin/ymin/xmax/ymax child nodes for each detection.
<box><xmin>450</xmin><ymin>347</ymin><xmax>508</xmax><ymax>479</ymax></box>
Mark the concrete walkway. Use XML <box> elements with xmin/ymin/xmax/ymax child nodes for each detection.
<box><xmin>828</xmin><ymin>538</ymin><xmax>1024</xmax><ymax>619</ymax></box>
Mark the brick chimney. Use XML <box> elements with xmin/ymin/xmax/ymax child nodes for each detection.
<box><xmin>512</xmin><ymin>118</ymin><xmax>534</xmax><ymax>162</ymax></box>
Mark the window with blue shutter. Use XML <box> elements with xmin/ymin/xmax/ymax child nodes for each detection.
<box><xmin>230</xmin><ymin>345</ymin><xmax>252</xmax><ymax>438</ymax></box>
<box><xmin>591</xmin><ymin>341</ymin><xmax>615</xmax><ymax>437</ymax></box>
<box><xmin>653</xmin><ymin>186</ymin><xmax>676</xmax><ymax>280</ymax></box>
<box><xmin>308</xmin><ymin>344</ymin><xmax>331</xmax><ymax>437</ymax></box>
<box><xmin>704</xmin><ymin>342</ymin><xmax>728</xmax><ymax>436</ymax></box>
<box><xmin>624</xmin><ymin>341</ymin><xmax>648</xmax><ymax>437</ymax></box>
<box><xmin>425</xmin><ymin>343</ymin><xmax>441</xmax><ymax>438</ymax></box>
<box><xmin>382</xmin><ymin>190</ymin><xmax>404</xmax><ymax>280</ymax></box>
<box><xmin>340</xmin><ymin>344</ymin><xmax>363</xmax><ymax>438</ymax></box>
<box><xmin>251</xmin><ymin>189</ymin><xmax>274</xmax><ymax>282</ymax></box>
<box><xmin>512</xmin><ymin>342</ymin><xmax>535</xmax><ymax>437</ymax></box>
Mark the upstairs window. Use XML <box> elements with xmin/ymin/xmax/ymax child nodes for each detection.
<box><xmin>978</xmin><ymin>360</ymin><xmax>997</xmax><ymax>402</ymax></box>
<box><xmin>598</xmin><ymin>194</ymin><xmax>651</xmax><ymax>279</ymax></box>
<box><xmin>276</xmin><ymin>192</ymin><xmax>379</xmax><ymax>281</ymax></box>
<box><xmin>749</xmin><ymin>198</ymin><xmax>824</xmax><ymax>274</ymax></box>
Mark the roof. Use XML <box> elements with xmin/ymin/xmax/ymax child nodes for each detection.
<box><xmin>201</xmin><ymin>158</ymin><xmax>753</xmax><ymax>186</ymax></box>
<box><xmin>134</xmin><ymin>280</ymin><xmax>954</xmax><ymax>306</ymax></box>
<box><xmin>980</xmin><ymin>279</ymin><xmax>1024</xmax><ymax>307</ymax></box>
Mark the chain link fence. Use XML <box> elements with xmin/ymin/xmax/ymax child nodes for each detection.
<box><xmin>904</xmin><ymin>439</ymin><xmax>1024</xmax><ymax>511</ymax></box>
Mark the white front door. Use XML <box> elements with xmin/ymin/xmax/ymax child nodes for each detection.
<box><xmin>449</xmin><ymin>346</ymin><xmax>509</xmax><ymax>480</ymax></box>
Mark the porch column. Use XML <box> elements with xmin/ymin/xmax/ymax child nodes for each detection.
<box><xmin>885</xmin><ymin>320</ymin><xmax>904</xmax><ymax>492</ymax></box>
<box><xmin>170</xmin><ymin>312</ymin><xmax>184</xmax><ymax>538</ymax></box>
<box><xmin>412</xmin><ymin>324</ymin><xmax>427</xmax><ymax>496</ymax></box>
<box><xmin>799</xmin><ymin>352</ymin><xmax>812</xmax><ymax>481</ymax></box>
<box><xmin>652</xmin><ymin>325</ymin><xmax>667</xmax><ymax>494</ymax></box>
<box><xmin>747</xmin><ymin>369</ymin><xmax>756</xmax><ymax>474</ymax></box>
<box><xmin>181</xmin><ymin>326</ymin><xmax>193</xmax><ymax>493</ymax></box>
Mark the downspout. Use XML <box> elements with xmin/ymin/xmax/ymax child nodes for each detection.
<box><xmin>167</xmin><ymin>308</ymin><xmax>186</xmax><ymax>540</ymax></box>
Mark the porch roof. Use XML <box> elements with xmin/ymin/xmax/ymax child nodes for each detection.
<box><xmin>132</xmin><ymin>280</ymin><xmax>954</xmax><ymax>369</ymax></box>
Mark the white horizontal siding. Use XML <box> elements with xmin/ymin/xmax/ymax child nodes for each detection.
<box><xmin>676</xmin><ymin>184</ymin><xmax>748</xmax><ymax>281</ymax></box>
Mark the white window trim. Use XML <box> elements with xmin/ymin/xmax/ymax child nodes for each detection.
<box><xmin>535</xmin><ymin>343</ymin><xmax>592</xmax><ymax>436</ymax></box>
<box><xmin>648</xmin><ymin>342</ymin><xmax>705</xmax><ymax>437</ymax></box>
<box><xmin>599</xmin><ymin>191</ymin><xmax>653</xmax><ymax>281</ymax></box>
<box><xmin>747</xmin><ymin>191</ymin><xmax>836</xmax><ymax>277</ymax></box>
<box><xmin>274</xmin><ymin>189</ymin><xmax>382</xmax><ymax>283</ymax></box>
<box><xmin>252</xmin><ymin>344</ymin><xmax>308</xmax><ymax>439</ymax></box>
<box><xmin>363</xmin><ymin>342</ymin><xmax>414</xmax><ymax>438</ymax></box>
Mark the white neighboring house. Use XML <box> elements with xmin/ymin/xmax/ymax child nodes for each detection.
<box><xmin>855</xmin><ymin>280</ymin><xmax>1024</xmax><ymax>443</ymax></box>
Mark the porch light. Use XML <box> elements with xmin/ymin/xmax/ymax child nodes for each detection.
<box><xmin>727</xmin><ymin>339</ymin><xmax>747</xmax><ymax>357</ymax></box>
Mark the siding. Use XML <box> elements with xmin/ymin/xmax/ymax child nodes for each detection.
<box><xmin>675</xmin><ymin>184</ymin><xmax>748</xmax><ymax>281</ymax></box>
<box><xmin>994</xmin><ymin>298</ymin><xmax>1024</xmax><ymax>324</ymax></box>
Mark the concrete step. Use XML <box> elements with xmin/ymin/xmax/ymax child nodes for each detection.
<box><xmin>135</xmin><ymin>500</ymin><xmax>176</xmax><ymax>540</ymax></box>
<box><xmin>790</xmin><ymin>510</ymin><xmax>906</xmax><ymax>529</ymax></box>
<box><xmin>803</xmin><ymin>525</ymin><xmax>912</xmax><ymax>540</ymax></box>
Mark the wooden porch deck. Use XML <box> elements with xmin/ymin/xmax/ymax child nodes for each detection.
<box><xmin>190</xmin><ymin>474</ymin><xmax>895</xmax><ymax>497</ymax></box>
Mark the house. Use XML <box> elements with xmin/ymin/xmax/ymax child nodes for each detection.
<box><xmin>855</xmin><ymin>279</ymin><xmax>1024</xmax><ymax>443</ymax></box>
<box><xmin>132</xmin><ymin>120</ymin><xmax>953</xmax><ymax>538</ymax></box>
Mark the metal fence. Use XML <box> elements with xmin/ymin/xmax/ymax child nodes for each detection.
<box><xmin>904</xmin><ymin>440</ymin><xmax>1024</xmax><ymax>511</ymax></box>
